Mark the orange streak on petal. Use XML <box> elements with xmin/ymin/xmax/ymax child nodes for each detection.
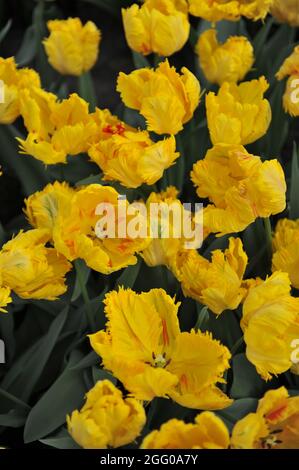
<box><xmin>162</xmin><ymin>319</ymin><xmax>169</xmax><ymax>347</ymax></box>
<box><xmin>266</xmin><ymin>404</ymin><xmax>287</xmax><ymax>422</ymax></box>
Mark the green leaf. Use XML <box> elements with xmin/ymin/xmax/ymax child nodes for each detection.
<box><xmin>0</xmin><ymin>307</ymin><xmax>69</xmax><ymax>407</ymax></box>
<box><xmin>134</xmin><ymin>263</ymin><xmax>175</xmax><ymax>292</ymax></box>
<box><xmin>216</xmin><ymin>19</ymin><xmax>248</xmax><ymax>42</ymax></box>
<box><xmin>74</xmin><ymin>260</ymin><xmax>98</xmax><ymax>333</ymax></box>
<box><xmin>32</xmin><ymin>0</ymin><xmax>56</xmax><ymax>87</ymax></box>
<box><xmin>70</xmin><ymin>351</ymin><xmax>99</xmax><ymax>371</ymax></box>
<box><xmin>0</xmin><ymin>342</ymin><xmax>41</xmax><ymax>405</ymax></box>
<box><xmin>265</xmin><ymin>81</ymin><xmax>289</xmax><ymax>156</ymax></box>
<box><xmin>0</xmin><ymin>389</ymin><xmax>31</xmax><ymax>411</ymax></box>
<box><xmin>40</xmin><ymin>427</ymin><xmax>80</xmax><ymax>449</ymax></box>
<box><xmin>166</xmin><ymin>134</ymin><xmax>185</xmax><ymax>190</ymax></box>
<box><xmin>202</xmin><ymin>309</ymin><xmax>242</xmax><ymax>350</ymax></box>
<box><xmin>0</xmin><ymin>409</ymin><xmax>28</xmax><ymax>428</ymax></box>
<box><xmin>230</xmin><ymin>354</ymin><xmax>279</xmax><ymax>399</ymax></box>
<box><xmin>1</xmin><ymin>307</ymin><xmax>68</xmax><ymax>405</ymax></box>
<box><xmin>189</xmin><ymin>25</ymin><xmax>198</xmax><ymax>48</ymax></box>
<box><xmin>146</xmin><ymin>398</ymin><xmax>190</xmax><ymax>431</ymax></box>
<box><xmin>72</xmin><ymin>285</ymin><xmax>108</xmax><ymax>334</ymax></box>
<box><xmin>194</xmin><ymin>304</ymin><xmax>209</xmax><ymax>331</ymax></box>
<box><xmin>203</xmin><ymin>234</ymin><xmax>230</xmax><ymax>258</ymax></box>
<box><xmin>264</xmin><ymin>24</ymin><xmax>295</xmax><ymax>76</ymax></box>
<box><xmin>115</xmin><ymin>258</ymin><xmax>141</xmax><ymax>288</ymax></box>
<box><xmin>19</xmin><ymin>306</ymin><xmax>69</xmax><ymax>402</ymax></box>
<box><xmin>290</xmin><ymin>143</ymin><xmax>299</xmax><ymax>219</ymax></box>
<box><xmin>78</xmin><ymin>72</ymin><xmax>97</xmax><ymax>110</ymax></box>
<box><xmin>132</xmin><ymin>51</ymin><xmax>150</xmax><ymax>69</ymax></box>
<box><xmin>216</xmin><ymin>398</ymin><xmax>258</xmax><ymax>431</ymax></box>
<box><xmin>23</xmin><ymin>367</ymin><xmax>86</xmax><ymax>443</ymax></box>
<box><xmin>40</xmin><ymin>435</ymin><xmax>80</xmax><ymax>449</ymax></box>
<box><xmin>75</xmin><ymin>174</ymin><xmax>103</xmax><ymax>186</ymax></box>
<box><xmin>0</xmin><ymin>19</ymin><xmax>12</xmax><ymax>44</ymax></box>
<box><xmin>253</xmin><ymin>17</ymin><xmax>273</xmax><ymax>63</ymax></box>
<box><xmin>178</xmin><ymin>297</ymin><xmax>197</xmax><ymax>332</ymax></box>
<box><xmin>0</xmin><ymin>126</ymin><xmax>48</xmax><ymax>196</ymax></box>
<box><xmin>243</xmin><ymin>218</ymin><xmax>269</xmax><ymax>279</ymax></box>
<box><xmin>15</xmin><ymin>25</ymin><xmax>38</xmax><ymax>66</ymax></box>
<box><xmin>71</xmin><ymin>259</ymin><xmax>91</xmax><ymax>302</ymax></box>
<box><xmin>92</xmin><ymin>366</ymin><xmax>117</xmax><ymax>385</ymax></box>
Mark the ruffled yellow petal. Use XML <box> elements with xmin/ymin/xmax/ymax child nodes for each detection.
<box><xmin>43</xmin><ymin>18</ymin><xmax>101</xmax><ymax>76</ymax></box>
<box><xmin>197</xmin><ymin>29</ymin><xmax>254</xmax><ymax>85</ymax></box>
<box><xmin>117</xmin><ymin>59</ymin><xmax>200</xmax><ymax>135</ymax></box>
<box><xmin>67</xmin><ymin>380</ymin><xmax>146</xmax><ymax>449</ymax></box>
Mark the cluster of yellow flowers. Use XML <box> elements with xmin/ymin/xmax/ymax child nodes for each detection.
<box><xmin>0</xmin><ymin>229</ymin><xmax>71</xmax><ymax>311</ymax></box>
<box><xmin>1</xmin><ymin>0</ymin><xmax>299</xmax><ymax>450</ymax></box>
<box><xmin>0</xmin><ymin>57</ymin><xmax>40</xmax><ymax>124</ymax></box>
<box><xmin>121</xmin><ymin>0</ymin><xmax>299</xmax><ymax>59</ymax></box>
<box><xmin>68</xmin><ymin>381</ymin><xmax>299</xmax><ymax>449</ymax></box>
<box><xmin>25</xmin><ymin>182</ymin><xmax>149</xmax><ymax>273</ymax></box>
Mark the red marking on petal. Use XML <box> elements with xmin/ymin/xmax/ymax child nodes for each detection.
<box><xmin>180</xmin><ymin>374</ymin><xmax>188</xmax><ymax>388</ymax></box>
<box><xmin>266</xmin><ymin>404</ymin><xmax>287</xmax><ymax>422</ymax></box>
<box><xmin>103</xmin><ymin>123</ymin><xmax>125</xmax><ymax>135</ymax></box>
<box><xmin>162</xmin><ymin>319</ymin><xmax>169</xmax><ymax>347</ymax></box>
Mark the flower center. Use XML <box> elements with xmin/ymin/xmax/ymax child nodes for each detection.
<box><xmin>153</xmin><ymin>352</ymin><xmax>167</xmax><ymax>368</ymax></box>
<box><xmin>260</xmin><ymin>430</ymin><xmax>283</xmax><ymax>449</ymax></box>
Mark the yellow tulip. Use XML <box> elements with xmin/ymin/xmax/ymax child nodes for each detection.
<box><xmin>141</xmin><ymin>411</ymin><xmax>230</xmax><ymax>449</ymax></box>
<box><xmin>231</xmin><ymin>387</ymin><xmax>299</xmax><ymax>448</ymax></box>
<box><xmin>272</xmin><ymin>218</ymin><xmax>299</xmax><ymax>289</ymax></box>
<box><xmin>241</xmin><ymin>272</ymin><xmax>299</xmax><ymax>380</ymax></box>
<box><xmin>174</xmin><ymin>237</ymin><xmax>248</xmax><ymax>314</ymax></box>
<box><xmin>0</xmin><ymin>229</ymin><xmax>71</xmax><ymax>300</ymax></box>
<box><xmin>67</xmin><ymin>380</ymin><xmax>146</xmax><ymax>449</ymax></box>
<box><xmin>191</xmin><ymin>144</ymin><xmax>286</xmax><ymax>236</ymax></box>
<box><xmin>0</xmin><ymin>57</ymin><xmax>40</xmax><ymax>124</ymax></box>
<box><xmin>18</xmin><ymin>93</ymin><xmax>97</xmax><ymax>164</ymax></box>
<box><xmin>140</xmin><ymin>187</ymin><xmax>190</xmax><ymax>268</ymax></box>
<box><xmin>206</xmin><ymin>77</ymin><xmax>271</xmax><ymax>145</ymax></box>
<box><xmin>0</xmin><ymin>284</ymin><xmax>12</xmax><ymax>313</ymax></box>
<box><xmin>90</xmin><ymin>287</ymin><xmax>232</xmax><ymax>409</ymax></box>
<box><xmin>88</xmin><ymin>108</ymin><xmax>179</xmax><ymax>188</ymax></box>
<box><xmin>117</xmin><ymin>59</ymin><xmax>200</xmax><ymax>135</ymax></box>
<box><xmin>43</xmin><ymin>18</ymin><xmax>101</xmax><ymax>76</ymax></box>
<box><xmin>276</xmin><ymin>46</ymin><xmax>299</xmax><ymax>80</ymax></box>
<box><xmin>25</xmin><ymin>181</ymin><xmax>75</xmax><ymax>233</ymax></box>
<box><xmin>122</xmin><ymin>0</ymin><xmax>190</xmax><ymax>57</ymax></box>
<box><xmin>271</xmin><ymin>0</ymin><xmax>299</xmax><ymax>26</ymax></box>
<box><xmin>188</xmin><ymin>0</ymin><xmax>273</xmax><ymax>22</ymax></box>
<box><xmin>196</xmin><ymin>29</ymin><xmax>254</xmax><ymax>85</ymax></box>
<box><xmin>25</xmin><ymin>182</ymin><xmax>150</xmax><ymax>275</ymax></box>
<box><xmin>276</xmin><ymin>46</ymin><xmax>299</xmax><ymax>117</ymax></box>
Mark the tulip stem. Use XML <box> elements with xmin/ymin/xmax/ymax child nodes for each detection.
<box><xmin>194</xmin><ymin>305</ymin><xmax>209</xmax><ymax>331</ymax></box>
<box><xmin>78</xmin><ymin>72</ymin><xmax>97</xmax><ymax>111</ymax></box>
<box><xmin>153</xmin><ymin>54</ymin><xmax>163</xmax><ymax>68</ymax></box>
<box><xmin>74</xmin><ymin>260</ymin><xmax>96</xmax><ymax>332</ymax></box>
<box><xmin>264</xmin><ymin>217</ymin><xmax>273</xmax><ymax>262</ymax></box>
<box><xmin>231</xmin><ymin>336</ymin><xmax>244</xmax><ymax>355</ymax></box>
